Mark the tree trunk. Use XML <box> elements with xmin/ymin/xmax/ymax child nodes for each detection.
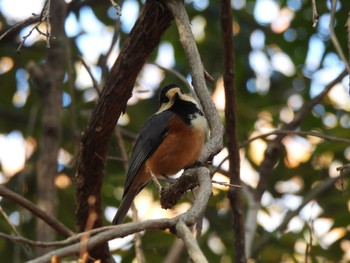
<box><xmin>33</xmin><ymin>0</ymin><xmax>67</xmax><ymax>256</ymax></box>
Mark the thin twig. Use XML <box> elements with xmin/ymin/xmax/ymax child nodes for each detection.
<box><xmin>0</xmin><ymin>16</ymin><xmax>40</xmax><ymax>41</ymax></box>
<box><xmin>336</xmin><ymin>164</ymin><xmax>350</xmax><ymax>172</ymax></box>
<box><xmin>240</xmin><ymin>129</ymin><xmax>350</xmax><ymax>148</ymax></box>
<box><xmin>16</xmin><ymin>0</ymin><xmax>54</xmax><ymax>53</ymax></box>
<box><xmin>0</xmin><ymin>206</ymin><xmax>22</xmax><ymax>238</ymax></box>
<box><xmin>305</xmin><ymin>215</ymin><xmax>314</xmax><ymax>262</ymax></box>
<box><xmin>43</xmin><ymin>0</ymin><xmax>51</xmax><ymax>48</ymax></box>
<box><xmin>346</xmin><ymin>10</ymin><xmax>350</xmax><ymax>93</ymax></box>
<box><xmin>0</xmin><ymin>207</ymin><xmax>32</xmax><ymax>263</ymax></box>
<box><xmin>211</xmin><ymin>180</ymin><xmax>242</xmax><ymax>188</ymax></box>
<box><xmin>153</xmin><ymin>63</ymin><xmax>192</xmax><ymax>92</ymax></box>
<box><xmin>99</xmin><ymin>0</ymin><xmax>123</xmax><ymax>83</ymax></box>
<box><xmin>311</xmin><ymin>0</ymin><xmax>319</xmax><ymax>28</ymax></box>
<box><xmin>204</xmin><ymin>70</ymin><xmax>215</xmax><ymax>84</ymax></box>
<box><xmin>79</xmin><ymin>57</ymin><xmax>102</xmax><ymax>95</ymax></box>
<box><xmin>109</xmin><ymin>0</ymin><xmax>122</xmax><ymax>16</ymax></box>
<box><xmin>329</xmin><ymin>0</ymin><xmax>350</xmax><ymax>73</ymax></box>
<box><xmin>256</xmin><ymin>69</ymin><xmax>348</xmax><ymax>200</ymax></box>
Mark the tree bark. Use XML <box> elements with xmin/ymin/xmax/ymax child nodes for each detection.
<box><xmin>221</xmin><ymin>0</ymin><xmax>246</xmax><ymax>262</ymax></box>
<box><xmin>75</xmin><ymin>1</ymin><xmax>172</xmax><ymax>260</ymax></box>
<box><xmin>33</xmin><ymin>0</ymin><xmax>67</xmax><ymax>256</ymax></box>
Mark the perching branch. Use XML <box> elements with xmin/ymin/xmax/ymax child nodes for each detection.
<box><xmin>165</xmin><ymin>0</ymin><xmax>224</xmax><ymax>163</ymax></box>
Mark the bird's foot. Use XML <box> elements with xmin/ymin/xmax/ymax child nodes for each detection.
<box><xmin>162</xmin><ymin>175</ymin><xmax>178</xmax><ymax>184</ymax></box>
<box><xmin>149</xmin><ymin>170</ymin><xmax>163</xmax><ymax>192</ymax></box>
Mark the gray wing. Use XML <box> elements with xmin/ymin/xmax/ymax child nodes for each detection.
<box><xmin>123</xmin><ymin>110</ymin><xmax>173</xmax><ymax>195</ymax></box>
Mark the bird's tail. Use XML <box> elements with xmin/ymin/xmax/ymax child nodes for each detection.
<box><xmin>112</xmin><ymin>187</ymin><xmax>139</xmax><ymax>225</ymax></box>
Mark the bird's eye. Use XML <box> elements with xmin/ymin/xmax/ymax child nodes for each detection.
<box><xmin>163</xmin><ymin>96</ymin><xmax>170</xmax><ymax>103</ymax></box>
<box><xmin>159</xmin><ymin>95</ymin><xmax>169</xmax><ymax>106</ymax></box>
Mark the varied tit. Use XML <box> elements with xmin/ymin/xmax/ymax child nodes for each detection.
<box><xmin>112</xmin><ymin>84</ymin><xmax>207</xmax><ymax>225</ymax></box>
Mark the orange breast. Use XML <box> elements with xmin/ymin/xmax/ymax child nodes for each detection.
<box><xmin>145</xmin><ymin>115</ymin><xmax>205</xmax><ymax>177</ymax></box>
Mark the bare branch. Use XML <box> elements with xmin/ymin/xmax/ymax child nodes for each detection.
<box><xmin>0</xmin><ymin>16</ymin><xmax>41</xmax><ymax>42</ymax></box>
<box><xmin>109</xmin><ymin>0</ymin><xmax>122</xmax><ymax>16</ymax></box>
<box><xmin>15</xmin><ymin>0</ymin><xmax>54</xmax><ymax>53</ymax></box>
<box><xmin>250</xmin><ymin>68</ymin><xmax>348</xmax><ymax>258</ymax></box>
<box><xmin>311</xmin><ymin>0</ymin><xmax>319</xmax><ymax>28</ymax></box>
<box><xmin>80</xmin><ymin>57</ymin><xmax>102</xmax><ymax>95</ymax></box>
<box><xmin>329</xmin><ymin>0</ymin><xmax>350</xmax><ymax>73</ymax></box>
<box><xmin>153</xmin><ymin>63</ymin><xmax>193</xmax><ymax>93</ymax></box>
<box><xmin>0</xmin><ymin>186</ymin><xmax>73</xmax><ymax>238</ymax></box>
<box><xmin>0</xmin><ymin>206</ymin><xmax>22</xmax><ymax>237</ymax></box>
<box><xmin>243</xmin><ymin>187</ymin><xmax>260</xmax><ymax>259</ymax></box>
<box><xmin>28</xmin><ymin>167</ymin><xmax>212</xmax><ymax>262</ymax></box>
<box><xmin>165</xmin><ymin>0</ymin><xmax>224</xmax><ymax>163</ymax></box>
<box><xmin>176</xmin><ymin>220</ymin><xmax>208</xmax><ymax>263</ymax></box>
<box><xmin>211</xmin><ymin>180</ymin><xmax>242</xmax><ymax>188</ymax></box>
<box><xmin>346</xmin><ymin>10</ymin><xmax>350</xmax><ymax>92</ymax></box>
<box><xmin>240</xmin><ymin>129</ymin><xmax>350</xmax><ymax>148</ymax></box>
<box><xmin>256</xmin><ymin>69</ymin><xmax>348</xmax><ymax>200</ymax></box>
<box><xmin>163</xmin><ymin>238</ymin><xmax>185</xmax><ymax>263</ymax></box>
<box><xmin>252</xmin><ymin>171</ymin><xmax>348</xmax><ymax>256</ymax></box>
<box><xmin>204</xmin><ymin>70</ymin><xmax>215</xmax><ymax>84</ymax></box>
<box><xmin>221</xmin><ymin>0</ymin><xmax>246</xmax><ymax>261</ymax></box>
<box><xmin>336</xmin><ymin>164</ymin><xmax>350</xmax><ymax>172</ymax></box>
<box><xmin>305</xmin><ymin>221</ymin><xmax>314</xmax><ymax>263</ymax></box>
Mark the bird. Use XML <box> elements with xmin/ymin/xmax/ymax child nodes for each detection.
<box><xmin>112</xmin><ymin>84</ymin><xmax>207</xmax><ymax>224</ymax></box>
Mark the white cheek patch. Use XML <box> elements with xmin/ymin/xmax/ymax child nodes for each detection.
<box><xmin>190</xmin><ymin>113</ymin><xmax>208</xmax><ymax>132</ymax></box>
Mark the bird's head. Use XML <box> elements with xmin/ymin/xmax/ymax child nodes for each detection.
<box><xmin>157</xmin><ymin>84</ymin><xmax>199</xmax><ymax>113</ymax></box>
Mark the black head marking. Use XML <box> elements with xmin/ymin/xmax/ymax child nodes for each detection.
<box><xmin>159</xmin><ymin>84</ymin><xmax>184</xmax><ymax>105</ymax></box>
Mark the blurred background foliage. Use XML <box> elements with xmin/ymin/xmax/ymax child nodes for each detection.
<box><xmin>0</xmin><ymin>0</ymin><xmax>350</xmax><ymax>262</ymax></box>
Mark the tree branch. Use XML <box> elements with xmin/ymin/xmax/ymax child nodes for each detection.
<box><xmin>28</xmin><ymin>167</ymin><xmax>212</xmax><ymax>262</ymax></box>
<box><xmin>0</xmin><ymin>186</ymin><xmax>73</xmax><ymax>238</ymax></box>
<box><xmin>248</xmin><ymin>69</ymin><xmax>348</xmax><ymax>258</ymax></box>
<box><xmin>165</xmin><ymin>0</ymin><xmax>224</xmax><ymax>163</ymax></box>
<box><xmin>252</xmin><ymin>171</ymin><xmax>348</xmax><ymax>256</ymax></box>
<box><xmin>240</xmin><ymin>129</ymin><xmax>350</xmax><ymax>148</ymax></box>
<box><xmin>0</xmin><ymin>16</ymin><xmax>40</xmax><ymax>42</ymax></box>
<box><xmin>220</xmin><ymin>0</ymin><xmax>246</xmax><ymax>261</ymax></box>
<box><xmin>256</xmin><ymin>69</ymin><xmax>348</xmax><ymax>200</ymax></box>
<box><xmin>175</xmin><ymin>220</ymin><xmax>208</xmax><ymax>263</ymax></box>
